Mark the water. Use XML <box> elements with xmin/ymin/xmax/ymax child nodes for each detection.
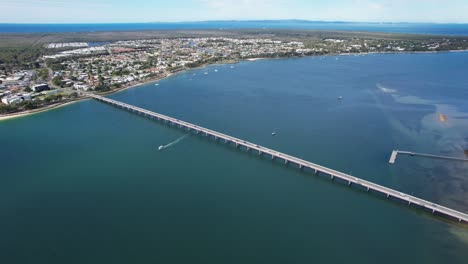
<box><xmin>1</xmin><ymin>53</ymin><xmax>468</xmax><ymax>263</ymax></box>
<box><xmin>1</xmin><ymin>21</ymin><xmax>468</xmax><ymax>35</ymax></box>
<box><xmin>158</xmin><ymin>135</ymin><xmax>189</xmax><ymax>151</ymax></box>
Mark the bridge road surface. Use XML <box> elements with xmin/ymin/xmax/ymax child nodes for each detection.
<box><xmin>87</xmin><ymin>93</ymin><xmax>468</xmax><ymax>224</ymax></box>
<box><xmin>390</xmin><ymin>150</ymin><xmax>468</xmax><ymax>164</ymax></box>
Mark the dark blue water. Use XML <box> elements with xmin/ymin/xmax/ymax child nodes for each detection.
<box><xmin>0</xmin><ymin>53</ymin><xmax>467</xmax><ymax>263</ymax></box>
<box><xmin>1</xmin><ymin>21</ymin><xmax>468</xmax><ymax>35</ymax></box>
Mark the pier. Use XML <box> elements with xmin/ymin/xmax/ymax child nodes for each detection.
<box><xmin>389</xmin><ymin>150</ymin><xmax>468</xmax><ymax>164</ymax></box>
<box><xmin>87</xmin><ymin>93</ymin><xmax>468</xmax><ymax>224</ymax></box>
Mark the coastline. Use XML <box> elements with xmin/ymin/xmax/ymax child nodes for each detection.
<box><xmin>2</xmin><ymin>48</ymin><xmax>468</xmax><ymax>122</ymax></box>
<box><xmin>0</xmin><ymin>99</ymin><xmax>82</xmax><ymax>121</ymax></box>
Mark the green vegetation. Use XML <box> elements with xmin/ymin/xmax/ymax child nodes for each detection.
<box><xmin>34</xmin><ymin>68</ymin><xmax>49</xmax><ymax>81</ymax></box>
<box><xmin>52</xmin><ymin>76</ymin><xmax>64</xmax><ymax>87</ymax></box>
<box><xmin>0</xmin><ymin>103</ymin><xmax>18</xmax><ymax>114</ymax></box>
<box><xmin>0</xmin><ymin>47</ymin><xmax>43</xmax><ymax>70</ymax></box>
<box><xmin>46</xmin><ymin>59</ymin><xmax>67</xmax><ymax>71</ymax></box>
<box><xmin>44</xmin><ymin>94</ymin><xmax>63</xmax><ymax>103</ymax></box>
<box><xmin>94</xmin><ymin>84</ymin><xmax>111</xmax><ymax>92</ymax></box>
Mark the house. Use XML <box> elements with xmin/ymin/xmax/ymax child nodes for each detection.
<box><xmin>32</xmin><ymin>83</ymin><xmax>50</xmax><ymax>92</ymax></box>
<box><xmin>1</xmin><ymin>94</ymin><xmax>30</xmax><ymax>105</ymax></box>
<box><xmin>73</xmin><ymin>83</ymin><xmax>90</xmax><ymax>91</ymax></box>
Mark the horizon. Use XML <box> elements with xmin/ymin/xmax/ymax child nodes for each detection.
<box><xmin>1</xmin><ymin>19</ymin><xmax>468</xmax><ymax>25</ymax></box>
<box><xmin>2</xmin><ymin>0</ymin><xmax>468</xmax><ymax>24</ymax></box>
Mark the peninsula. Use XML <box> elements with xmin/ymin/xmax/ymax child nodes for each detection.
<box><xmin>2</xmin><ymin>29</ymin><xmax>468</xmax><ymax>118</ymax></box>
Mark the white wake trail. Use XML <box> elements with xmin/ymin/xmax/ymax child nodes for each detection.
<box><xmin>158</xmin><ymin>135</ymin><xmax>189</xmax><ymax>151</ymax></box>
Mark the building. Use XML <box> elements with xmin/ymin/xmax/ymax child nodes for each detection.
<box><xmin>1</xmin><ymin>94</ymin><xmax>31</xmax><ymax>105</ymax></box>
<box><xmin>32</xmin><ymin>83</ymin><xmax>50</xmax><ymax>92</ymax></box>
<box><xmin>73</xmin><ymin>83</ymin><xmax>90</xmax><ymax>91</ymax></box>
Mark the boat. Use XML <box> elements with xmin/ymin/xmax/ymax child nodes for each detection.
<box><xmin>338</xmin><ymin>96</ymin><xmax>343</xmax><ymax>100</ymax></box>
<box><xmin>230</xmin><ymin>66</ymin><xmax>235</xmax><ymax>69</ymax></box>
<box><xmin>214</xmin><ymin>69</ymin><xmax>218</xmax><ymax>72</ymax></box>
<box><xmin>155</xmin><ymin>83</ymin><xmax>159</xmax><ymax>86</ymax></box>
<box><xmin>204</xmin><ymin>72</ymin><xmax>208</xmax><ymax>75</ymax></box>
<box><xmin>271</xmin><ymin>132</ymin><xmax>276</xmax><ymax>136</ymax></box>
<box><xmin>158</xmin><ymin>145</ymin><xmax>164</xmax><ymax>151</ymax></box>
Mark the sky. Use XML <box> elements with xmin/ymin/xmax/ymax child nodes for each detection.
<box><xmin>1</xmin><ymin>0</ymin><xmax>468</xmax><ymax>23</ymax></box>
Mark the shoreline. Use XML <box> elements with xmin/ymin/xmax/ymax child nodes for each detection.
<box><xmin>2</xmin><ymin>48</ymin><xmax>468</xmax><ymax>121</ymax></box>
<box><xmin>0</xmin><ymin>99</ymin><xmax>82</xmax><ymax>121</ymax></box>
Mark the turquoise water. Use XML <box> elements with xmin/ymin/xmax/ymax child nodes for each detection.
<box><xmin>1</xmin><ymin>53</ymin><xmax>468</xmax><ymax>263</ymax></box>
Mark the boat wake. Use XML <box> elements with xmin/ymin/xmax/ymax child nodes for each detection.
<box><xmin>377</xmin><ymin>83</ymin><xmax>397</xmax><ymax>94</ymax></box>
<box><xmin>158</xmin><ymin>135</ymin><xmax>189</xmax><ymax>151</ymax></box>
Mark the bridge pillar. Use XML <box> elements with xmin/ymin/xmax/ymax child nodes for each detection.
<box><xmin>258</xmin><ymin>150</ymin><xmax>262</xmax><ymax>156</ymax></box>
<box><xmin>408</xmin><ymin>201</ymin><xmax>411</xmax><ymax>206</ymax></box>
<box><xmin>366</xmin><ymin>187</ymin><xmax>370</xmax><ymax>192</ymax></box>
<box><xmin>330</xmin><ymin>175</ymin><xmax>335</xmax><ymax>181</ymax></box>
<box><xmin>348</xmin><ymin>181</ymin><xmax>352</xmax><ymax>186</ymax></box>
<box><xmin>386</xmin><ymin>194</ymin><xmax>390</xmax><ymax>199</ymax></box>
<box><xmin>246</xmin><ymin>147</ymin><xmax>250</xmax><ymax>152</ymax></box>
<box><xmin>271</xmin><ymin>155</ymin><xmax>275</xmax><ymax>160</ymax></box>
<box><xmin>314</xmin><ymin>170</ymin><xmax>319</xmax><ymax>175</ymax></box>
<box><xmin>284</xmin><ymin>159</ymin><xmax>288</xmax><ymax>165</ymax></box>
<box><xmin>225</xmin><ymin>139</ymin><xmax>228</xmax><ymax>144</ymax></box>
<box><xmin>235</xmin><ymin>143</ymin><xmax>239</xmax><ymax>148</ymax></box>
<box><xmin>432</xmin><ymin>209</ymin><xmax>435</xmax><ymax>214</ymax></box>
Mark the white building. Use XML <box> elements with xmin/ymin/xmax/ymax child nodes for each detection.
<box><xmin>1</xmin><ymin>94</ymin><xmax>31</xmax><ymax>105</ymax></box>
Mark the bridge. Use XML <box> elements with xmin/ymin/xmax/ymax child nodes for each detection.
<box><xmin>87</xmin><ymin>93</ymin><xmax>468</xmax><ymax>224</ymax></box>
<box><xmin>389</xmin><ymin>150</ymin><xmax>468</xmax><ymax>164</ymax></box>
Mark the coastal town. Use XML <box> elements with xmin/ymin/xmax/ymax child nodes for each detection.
<box><xmin>1</xmin><ymin>35</ymin><xmax>468</xmax><ymax>116</ymax></box>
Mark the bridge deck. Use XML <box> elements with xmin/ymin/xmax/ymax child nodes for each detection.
<box><xmin>396</xmin><ymin>150</ymin><xmax>468</xmax><ymax>163</ymax></box>
<box><xmin>389</xmin><ymin>150</ymin><xmax>398</xmax><ymax>164</ymax></box>
<box><xmin>87</xmin><ymin>93</ymin><xmax>468</xmax><ymax>224</ymax></box>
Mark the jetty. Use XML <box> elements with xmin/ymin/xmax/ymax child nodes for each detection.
<box><xmin>87</xmin><ymin>93</ymin><xmax>468</xmax><ymax>224</ymax></box>
<box><xmin>389</xmin><ymin>150</ymin><xmax>468</xmax><ymax>164</ymax></box>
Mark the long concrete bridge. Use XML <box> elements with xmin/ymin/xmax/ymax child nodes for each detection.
<box><xmin>87</xmin><ymin>93</ymin><xmax>468</xmax><ymax>224</ymax></box>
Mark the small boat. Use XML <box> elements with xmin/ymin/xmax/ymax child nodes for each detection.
<box><xmin>158</xmin><ymin>145</ymin><xmax>164</xmax><ymax>151</ymax></box>
<box><xmin>214</xmin><ymin>69</ymin><xmax>218</xmax><ymax>72</ymax></box>
<box><xmin>338</xmin><ymin>96</ymin><xmax>343</xmax><ymax>100</ymax></box>
<box><xmin>230</xmin><ymin>66</ymin><xmax>235</xmax><ymax>69</ymax></box>
<box><xmin>155</xmin><ymin>83</ymin><xmax>159</xmax><ymax>86</ymax></box>
<box><xmin>204</xmin><ymin>72</ymin><xmax>209</xmax><ymax>75</ymax></box>
<box><xmin>271</xmin><ymin>132</ymin><xmax>276</xmax><ymax>136</ymax></box>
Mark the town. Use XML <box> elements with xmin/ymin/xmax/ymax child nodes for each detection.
<box><xmin>1</xmin><ymin>35</ymin><xmax>468</xmax><ymax>115</ymax></box>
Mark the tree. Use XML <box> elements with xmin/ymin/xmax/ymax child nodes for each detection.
<box><xmin>95</xmin><ymin>84</ymin><xmax>111</xmax><ymax>92</ymax></box>
<box><xmin>52</xmin><ymin>76</ymin><xmax>63</xmax><ymax>87</ymax></box>
<box><xmin>22</xmin><ymin>101</ymin><xmax>39</xmax><ymax>110</ymax></box>
<box><xmin>0</xmin><ymin>103</ymin><xmax>18</xmax><ymax>114</ymax></box>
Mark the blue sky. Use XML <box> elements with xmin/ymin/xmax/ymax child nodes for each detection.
<box><xmin>1</xmin><ymin>0</ymin><xmax>468</xmax><ymax>23</ymax></box>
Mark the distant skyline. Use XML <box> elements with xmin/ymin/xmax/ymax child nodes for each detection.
<box><xmin>1</xmin><ymin>0</ymin><xmax>468</xmax><ymax>24</ymax></box>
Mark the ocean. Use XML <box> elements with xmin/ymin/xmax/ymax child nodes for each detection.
<box><xmin>1</xmin><ymin>21</ymin><xmax>468</xmax><ymax>36</ymax></box>
<box><xmin>0</xmin><ymin>53</ymin><xmax>467</xmax><ymax>263</ymax></box>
